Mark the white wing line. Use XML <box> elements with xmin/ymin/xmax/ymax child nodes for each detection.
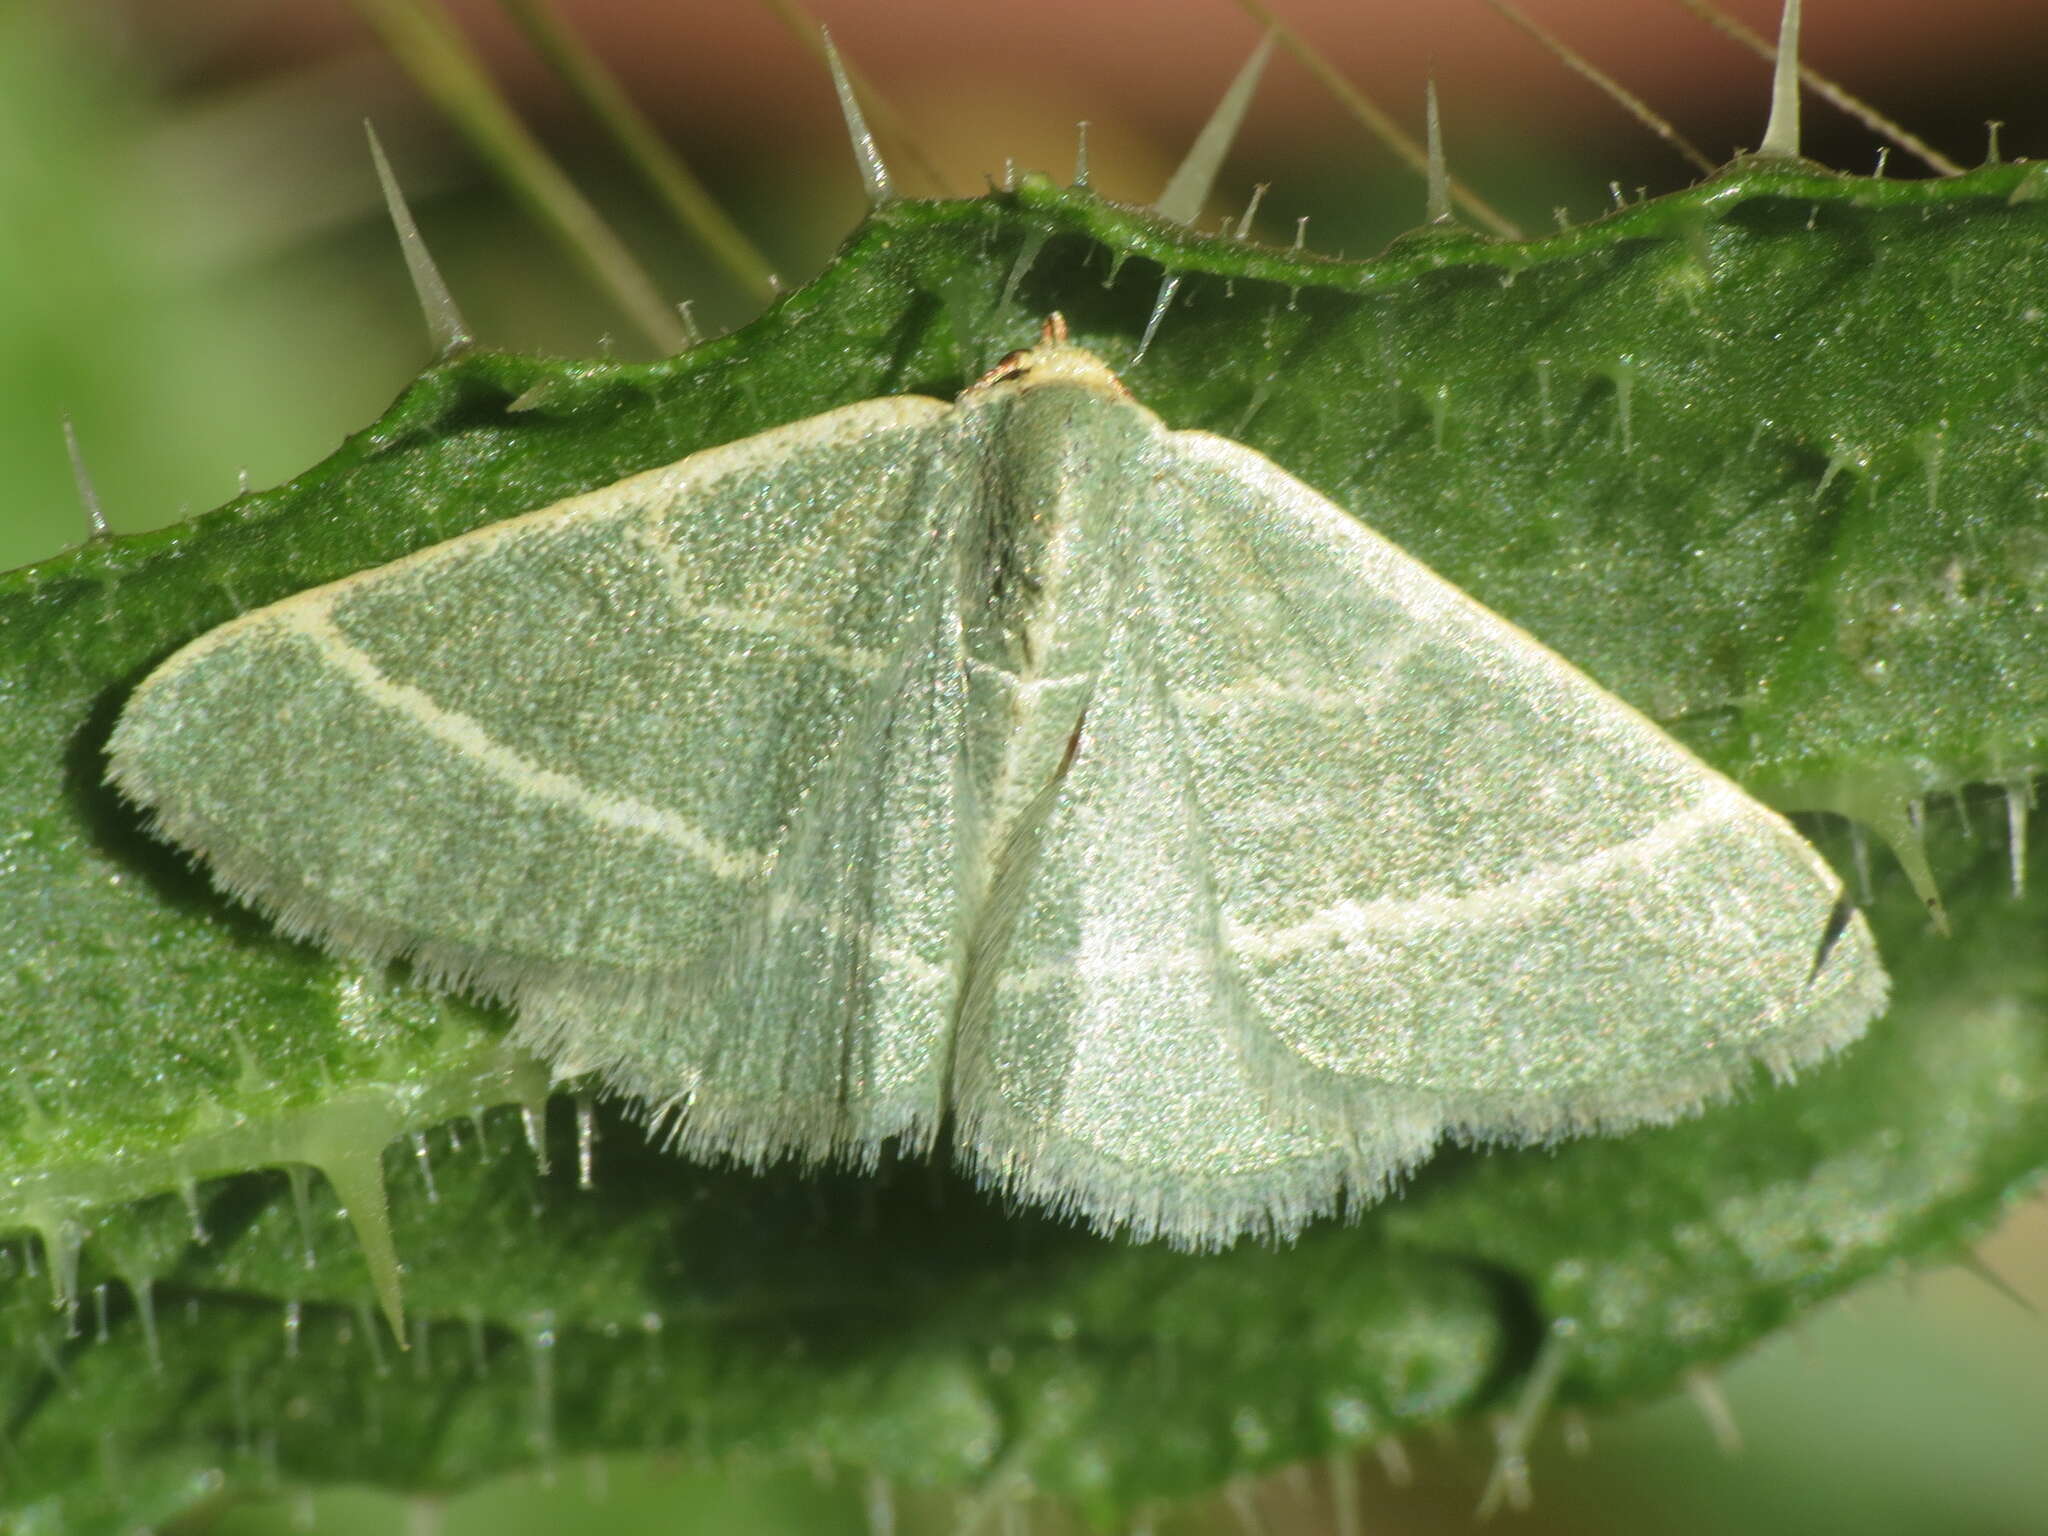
<box><xmin>992</xmin><ymin>786</ymin><xmax>1756</xmax><ymax>996</ymax></box>
<box><xmin>1172</xmin><ymin>635</ymin><xmax>1423</xmax><ymax>715</ymax></box>
<box><xmin>285</xmin><ymin>603</ymin><xmax>768</xmax><ymax>884</ymax></box>
<box><xmin>625</xmin><ymin>517</ymin><xmax>895</xmax><ymax>675</ymax></box>
<box><xmin>964</xmin><ymin>656</ymin><xmax>1094</xmax><ymax>694</ymax></box>
<box><xmin>1230</xmin><ymin>782</ymin><xmax>1756</xmax><ymax>964</ymax></box>
<box><xmin>671</xmin><ymin>599</ymin><xmax>893</xmax><ymax>675</ymax></box>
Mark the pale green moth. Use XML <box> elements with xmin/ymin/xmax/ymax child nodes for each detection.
<box><xmin>107</xmin><ymin>317</ymin><xmax>1888</xmax><ymax>1246</ymax></box>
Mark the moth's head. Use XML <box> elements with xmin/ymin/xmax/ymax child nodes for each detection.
<box><xmin>968</xmin><ymin>311</ymin><xmax>1133</xmax><ymax>404</ymax></box>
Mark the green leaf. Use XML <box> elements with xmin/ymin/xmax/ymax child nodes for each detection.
<box><xmin>4</xmin><ymin>167</ymin><xmax>2046</xmax><ymax>1531</ymax></box>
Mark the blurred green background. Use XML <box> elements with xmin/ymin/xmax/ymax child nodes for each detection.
<box><xmin>5</xmin><ymin>1</ymin><xmax>2045</xmax><ymax>1531</ymax></box>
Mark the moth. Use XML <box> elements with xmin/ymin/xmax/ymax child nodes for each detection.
<box><xmin>109</xmin><ymin>316</ymin><xmax>1886</xmax><ymax>1245</ymax></box>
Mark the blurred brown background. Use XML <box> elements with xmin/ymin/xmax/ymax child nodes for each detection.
<box><xmin>9</xmin><ymin>0</ymin><xmax>2045</xmax><ymax>572</ymax></box>
<box><xmin>4</xmin><ymin>3</ymin><xmax>2046</xmax><ymax>1532</ymax></box>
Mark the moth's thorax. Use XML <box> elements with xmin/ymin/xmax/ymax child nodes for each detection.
<box><xmin>953</xmin><ymin>380</ymin><xmax>1148</xmax><ymax>689</ymax></box>
<box><xmin>949</xmin><ymin>376</ymin><xmax>1153</xmax><ymax>899</ymax></box>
